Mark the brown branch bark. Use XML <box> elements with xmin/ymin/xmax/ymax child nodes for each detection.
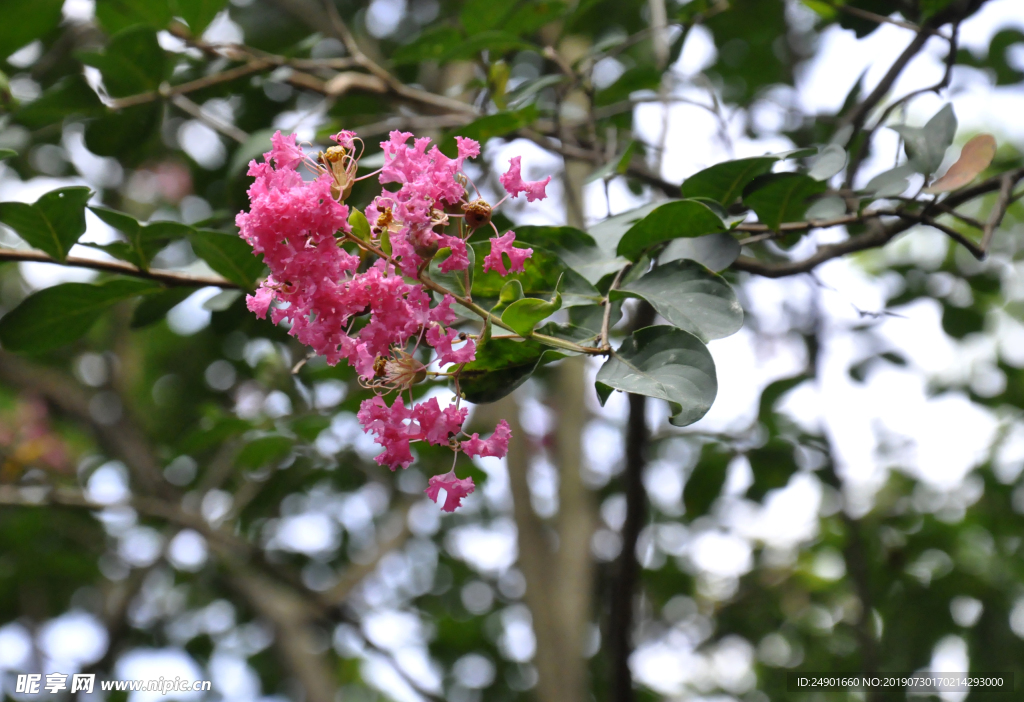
<box><xmin>0</xmin><ymin>248</ymin><xmax>238</xmax><ymax>288</ymax></box>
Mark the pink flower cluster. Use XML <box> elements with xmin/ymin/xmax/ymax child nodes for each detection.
<box><xmin>237</xmin><ymin>130</ymin><xmax>549</xmax><ymax>511</ymax></box>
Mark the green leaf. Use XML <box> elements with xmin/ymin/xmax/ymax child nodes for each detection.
<box><xmin>0</xmin><ymin>187</ymin><xmax>92</xmax><ymax>262</ymax></box>
<box><xmin>504</xmin><ymin>1</ymin><xmax>568</xmax><ymax>35</ymax></box>
<box><xmin>470</xmin><ymin>242</ymin><xmax>600</xmax><ymax>307</ymax></box>
<box><xmin>680</xmin><ymin>157</ymin><xmax>777</xmax><ymax>205</ymax></box>
<box><xmin>15</xmin><ymin>75</ymin><xmax>105</xmax><ymax>129</ymax></box>
<box><xmin>0</xmin><ymin>279</ymin><xmax>159</xmax><ymax>353</ymax></box>
<box><xmin>392</xmin><ymin>26</ymin><xmax>465</xmax><ymax>65</ymax></box>
<box><xmin>189</xmin><ymin>230</ymin><xmax>264</xmax><ymax>291</ymax></box>
<box><xmin>616</xmin><ymin>200</ymin><xmax>725</xmax><ymax>261</ymax></box>
<box><xmin>458</xmin><ymin>337</ymin><xmax>563</xmax><ymax>403</ymax></box>
<box><xmin>0</xmin><ymin>150</ymin><xmax>15</xmax><ymax>160</ymax></box>
<box><xmin>804</xmin><ymin>195</ymin><xmax>847</xmax><ymax>220</ymax></box>
<box><xmin>236</xmin><ymin>435</ymin><xmax>293</xmax><ymax>469</ymax></box>
<box><xmin>742</xmin><ymin>173</ymin><xmax>826</xmax><ymax>231</ymax></box>
<box><xmin>612</xmin><ymin>260</ymin><xmax>743</xmax><ymax>342</ymax></box>
<box><xmin>460</xmin><ymin>0</ymin><xmax>514</xmax><ymax>34</ymax></box>
<box><xmin>130</xmin><ymin>287</ymin><xmax>193</xmax><ymax>328</ymax></box>
<box><xmin>501</xmin><ymin>276</ymin><xmax>562</xmax><ymax>336</ymax></box>
<box><xmin>588</xmin><ymin>201</ymin><xmax>662</xmax><ymax>258</ymax></box>
<box><xmin>94</xmin><ymin>0</ymin><xmax>173</xmax><ymax>34</ymax></box>
<box><xmin>513</xmin><ymin>225</ymin><xmax>626</xmax><ymax>287</ymax></box>
<box><xmin>863</xmin><ymin>163</ymin><xmax>915</xmax><ymax>197</ymax></box>
<box><xmin>84</xmin><ymin>104</ymin><xmax>163</xmax><ymax>159</ymax></box>
<box><xmin>596</xmin><ymin>325</ymin><xmax>717</xmax><ymax>427</ymax></box>
<box><xmin>440</xmin><ymin>30</ymin><xmax>534</xmax><ymax>62</ymax></box>
<box><xmin>0</xmin><ymin>0</ymin><xmax>64</xmax><ymax>60</ymax></box>
<box><xmin>891</xmin><ymin>103</ymin><xmax>957</xmax><ymax>176</ymax></box>
<box><xmin>348</xmin><ymin>208</ymin><xmax>371</xmax><ymax>243</ymax></box>
<box><xmin>172</xmin><ymin>0</ymin><xmax>228</xmax><ymax>34</ymax></box>
<box><xmin>747</xmin><ymin>439</ymin><xmax>796</xmax><ymax>501</ymax></box>
<box><xmin>78</xmin><ymin>27</ymin><xmax>166</xmax><ymax>98</ymax></box>
<box><xmin>89</xmin><ymin>207</ymin><xmax>190</xmax><ymax>270</ymax></box>
<box><xmin>660</xmin><ymin>233</ymin><xmax>740</xmax><ymax>272</ymax></box>
<box><xmin>808</xmin><ymin>144</ymin><xmax>847</xmax><ymax>181</ymax></box>
<box><xmin>506</xmin><ymin>74</ymin><xmax>566</xmax><ymax>110</ymax></box>
<box><xmin>492</xmin><ymin>279</ymin><xmax>524</xmax><ymax>314</ymax></box>
<box><xmin>683</xmin><ymin>444</ymin><xmax>732</xmax><ymax>518</ymax></box>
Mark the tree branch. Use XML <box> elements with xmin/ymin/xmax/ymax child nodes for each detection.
<box><xmin>0</xmin><ymin>248</ymin><xmax>238</xmax><ymax>288</ymax></box>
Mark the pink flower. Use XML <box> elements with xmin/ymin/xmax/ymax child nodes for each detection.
<box><xmin>269</xmin><ymin>130</ymin><xmax>306</xmax><ymax>171</ymax></box>
<box><xmin>425</xmin><ymin>470</ymin><xmax>475</xmax><ymax>512</ymax></box>
<box><xmin>246</xmin><ymin>285</ymin><xmax>275</xmax><ymax>319</ymax></box>
<box><xmin>462</xmin><ymin>419</ymin><xmax>512</xmax><ymax>458</ymax></box>
<box><xmin>483</xmin><ymin>232</ymin><xmax>533</xmax><ymax>276</ymax></box>
<box><xmin>500</xmin><ymin>156</ymin><xmax>551</xmax><ymax>202</ymax></box>
<box><xmin>427</xmin><ymin>324</ymin><xmax>476</xmax><ymax>366</ymax></box>
<box><xmin>412</xmin><ymin>398</ymin><xmax>468</xmax><ymax>445</ymax></box>
<box><xmin>331</xmin><ymin>130</ymin><xmax>357</xmax><ymax>149</ymax></box>
<box><xmin>438</xmin><ymin>235</ymin><xmax>470</xmax><ymax>272</ymax></box>
<box><xmin>357</xmin><ymin>396</ymin><xmax>415</xmax><ymax>469</ymax></box>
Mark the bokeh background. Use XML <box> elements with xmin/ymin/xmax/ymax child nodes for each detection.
<box><xmin>2</xmin><ymin>0</ymin><xmax>1024</xmax><ymax>701</ymax></box>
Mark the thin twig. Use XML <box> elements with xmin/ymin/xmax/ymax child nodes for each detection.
<box><xmin>0</xmin><ymin>248</ymin><xmax>239</xmax><ymax>288</ymax></box>
<box><xmin>601</xmin><ymin>265</ymin><xmax>630</xmax><ymax>351</ymax></box>
<box><xmin>170</xmin><ymin>94</ymin><xmax>250</xmax><ymax>144</ymax></box>
<box><xmin>109</xmin><ymin>60</ymin><xmax>273</xmax><ymax>110</ymax></box>
<box><xmin>981</xmin><ymin>172</ymin><xmax>1015</xmax><ymax>252</ymax></box>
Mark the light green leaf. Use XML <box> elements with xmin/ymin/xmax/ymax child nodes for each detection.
<box><xmin>804</xmin><ymin>195</ymin><xmax>847</xmax><ymax>220</ymax></box>
<box><xmin>660</xmin><ymin>233</ymin><xmax>740</xmax><ymax>272</ymax></box>
<box><xmin>680</xmin><ymin>157</ymin><xmax>777</xmax><ymax>205</ymax></box>
<box><xmin>891</xmin><ymin>103</ymin><xmax>957</xmax><ymax>175</ymax></box>
<box><xmin>864</xmin><ymin>163</ymin><xmax>916</xmax><ymax>197</ymax></box>
<box><xmin>470</xmin><ymin>242</ymin><xmax>600</xmax><ymax>308</ymax></box>
<box><xmin>595</xmin><ymin>325</ymin><xmax>717</xmax><ymax>427</ymax></box>
<box><xmin>0</xmin><ymin>187</ymin><xmax>92</xmax><ymax>262</ymax></box>
<box><xmin>348</xmin><ymin>208</ymin><xmax>371</xmax><ymax>243</ymax></box>
<box><xmin>0</xmin><ymin>278</ymin><xmax>159</xmax><ymax>352</ymax></box>
<box><xmin>189</xmin><ymin>230</ymin><xmax>264</xmax><ymax>291</ymax></box>
<box><xmin>742</xmin><ymin>173</ymin><xmax>826</xmax><ymax>231</ymax></box>
<box><xmin>808</xmin><ymin>144</ymin><xmax>847</xmax><ymax>181</ymax></box>
<box><xmin>612</xmin><ymin>260</ymin><xmax>743</xmax><ymax>341</ymax></box>
<box><xmin>616</xmin><ymin>200</ymin><xmax>725</xmax><ymax>261</ymax></box>
<box><xmin>501</xmin><ymin>275</ymin><xmax>563</xmax><ymax>336</ymax></box>
<box><xmin>491</xmin><ymin>279</ymin><xmax>524</xmax><ymax>314</ymax></box>
<box><xmin>0</xmin><ymin>150</ymin><xmax>16</xmax><ymax>160</ymax></box>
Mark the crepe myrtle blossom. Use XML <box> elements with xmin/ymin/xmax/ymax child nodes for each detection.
<box><xmin>237</xmin><ymin>130</ymin><xmax>549</xmax><ymax>511</ymax></box>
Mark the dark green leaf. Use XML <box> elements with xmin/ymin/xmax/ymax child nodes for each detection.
<box><xmin>513</xmin><ymin>225</ymin><xmax>626</xmax><ymax>287</ymax></box>
<box><xmin>458</xmin><ymin>337</ymin><xmax>562</xmax><ymax>403</ymax></box>
<box><xmin>173</xmin><ymin>0</ymin><xmax>228</xmax><ymax>34</ymax></box>
<box><xmin>588</xmin><ymin>201</ymin><xmax>662</xmax><ymax>258</ymax></box>
<box><xmin>595</xmin><ymin>325</ymin><xmax>717</xmax><ymax>427</ymax></box>
<box><xmin>84</xmin><ymin>104</ymin><xmax>163</xmax><ymax>159</ymax></box>
<box><xmin>15</xmin><ymin>76</ymin><xmax>105</xmax><ymax>129</ymax></box>
<box><xmin>747</xmin><ymin>439</ymin><xmax>796</xmax><ymax>501</ymax></box>
<box><xmin>189</xmin><ymin>230</ymin><xmax>264</xmax><ymax>291</ymax></box>
<box><xmin>130</xmin><ymin>287</ymin><xmax>194</xmax><ymax>328</ymax></box>
<box><xmin>94</xmin><ymin>0</ymin><xmax>173</xmax><ymax>34</ymax></box>
<box><xmin>78</xmin><ymin>27</ymin><xmax>166</xmax><ymax>98</ymax></box>
<box><xmin>684</xmin><ymin>444</ymin><xmax>732</xmax><ymax>518</ymax></box>
<box><xmin>742</xmin><ymin>173</ymin><xmax>827</xmax><ymax>231</ymax></box>
<box><xmin>0</xmin><ymin>150</ymin><xmax>15</xmax><ymax>160</ymax></box>
<box><xmin>89</xmin><ymin>207</ymin><xmax>190</xmax><ymax>270</ymax></box>
<box><xmin>0</xmin><ymin>279</ymin><xmax>159</xmax><ymax>353</ymax></box>
<box><xmin>236</xmin><ymin>435</ymin><xmax>293</xmax><ymax>469</ymax></box>
<box><xmin>470</xmin><ymin>242</ymin><xmax>600</xmax><ymax>307</ymax></box>
<box><xmin>0</xmin><ymin>0</ymin><xmax>64</xmax><ymax>60</ymax></box>
<box><xmin>501</xmin><ymin>277</ymin><xmax>562</xmax><ymax>336</ymax></box>
<box><xmin>505</xmin><ymin>1</ymin><xmax>568</xmax><ymax>35</ymax></box>
<box><xmin>440</xmin><ymin>31</ymin><xmax>534</xmax><ymax>62</ymax></box>
<box><xmin>392</xmin><ymin>26</ymin><xmax>465</xmax><ymax>65</ymax></box>
<box><xmin>955</xmin><ymin>29</ymin><xmax>1024</xmax><ymax>86</ymax></box>
<box><xmin>0</xmin><ymin>187</ymin><xmax>92</xmax><ymax>262</ymax></box>
<box><xmin>460</xmin><ymin>0</ymin><xmax>514</xmax><ymax>34</ymax></box>
<box><xmin>612</xmin><ymin>260</ymin><xmax>743</xmax><ymax>342</ymax></box>
<box><xmin>680</xmin><ymin>157</ymin><xmax>777</xmax><ymax>205</ymax></box>
<box><xmin>617</xmin><ymin>200</ymin><xmax>725</xmax><ymax>261</ymax></box>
